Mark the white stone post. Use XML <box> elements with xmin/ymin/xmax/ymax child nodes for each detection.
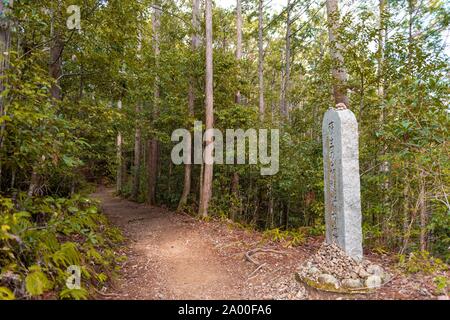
<box><xmin>322</xmin><ymin>106</ymin><xmax>363</xmax><ymax>261</ymax></box>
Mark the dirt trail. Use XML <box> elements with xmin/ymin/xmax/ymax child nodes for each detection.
<box><xmin>92</xmin><ymin>187</ymin><xmax>248</xmax><ymax>299</ymax></box>
<box><xmin>92</xmin><ymin>187</ymin><xmax>441</xmax><ymax>300</ymax></box>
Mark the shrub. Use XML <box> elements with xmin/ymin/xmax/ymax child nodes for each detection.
<box><xmin>0</xmin><ymin>194</ymin><xmax>124</xmax><ymax>300</ymax></box>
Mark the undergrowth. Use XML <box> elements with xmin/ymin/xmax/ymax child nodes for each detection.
<box><xmin>397</xmin><ymin>250</ymin><xmax>448</xmax><ymax>274</ymax></box>
<box><xmin>0</xmin><ymin>193</ymin><xmax>125</xmax><ymax>300</ymax></box>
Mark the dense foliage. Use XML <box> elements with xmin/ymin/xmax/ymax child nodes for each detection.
<box><xmin>0</xmin><ymin>194</ymin><xmax>124</xmax><ymax>299</ymax></box>
<box><xmin>0</xmin><ymin>0</ymin><xmax>448</xmax><ymax>301</ymax></box>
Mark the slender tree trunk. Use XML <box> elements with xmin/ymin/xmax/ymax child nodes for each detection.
<box><xmin>267</xmin><ymin>186</ymin><xmax>274</xmax><ymax>229</ymax></box>
<box><xmin>10</xmin><ymin>168</ymin><xmax>15</xmax><ymax>190</ymax></box>
<box><xmin>419</xmin><ymin>171</ymin><xmax>427</xmax><ymax>251</ymax></box>
<box><xmin>199</xmin><ymin>161</ymin><xmax>204</xmax><ymax>204</ymax></box>
<box><xmin>281</xmin><ymin>0</ymin><xmax>291</xmax><ymax>119</ymax></box>
<box><xmin>178</xmin><ymin>0</ymin><xmax>200</xmax><ymax>211</ymax></box>
<box><xmin>30</xmin><ymin>3</ymin><xmax>64</xmax><ymax>197</ymax></box>
<box><xmin>235</xmin><ymin>0</ymin><xmax>243</xmax><ymax>104</ymax></box>
<box><xmin>377</xmin><ymin>0</ymin><xmax>386</xmax><ymax>106</ymax></box>
<box><xmin>325</xmin><ymin>0</ymin><xmax>349</xmax><ymax>107</ymax></box>
<box><xmin>407</xmin><ymin>0</ymin><xmax>414</xmax><ymax>77</ymax></box>
<box><xmin>377</xmin><ymin>0</ymin><xmax>391</xmax><ymax>212</ymax></box>
<box><xmin>199</xmin><ymin>0</ymin><xmax>214</xmax><ymax>217</ymax></box>
<box><xmin>49</xmin><ymin>38</ymin><xmax>63</xmax><ymax>101</ymax></box>
<box><xmin>229</xmin><ymin>0</ymin><xmax>243</xmax><ymax>217</ymax></box>
<box><xmin>147</xmin><ymin>139</ymin><xmax>159</xmax><ymax>204</ymax></box>
<box><xmin>0</xmin><ymin>0</ymin><xmax>13</xmax><ymax>189</ymax></box>
<box><xmin>401</xmin><ymin>178</ymin><xmax>410</xmax><ymax>253</ymax></box>
<box><xmin>148</xmin><ymin>5</ymin><xmax>161</xmax><ymax>205</ymax></box>
<box><xmin>178</xmin><ymin>140</ymin><xmax>192</xmax><ymax>210</ymax></box>
<box><xmin>49</xmin><ymin>6</ymin><xmax>63</xmax><ymax>102</ymax></box>
<box><xmin>27</xmin><ymin>171</ymin><xmax>39</xmax><ymax>197</ymax></box>
<box><xmin>270</xmin><ymin>71</ymin><xmax>276</xmax><ymax>121</ymax></box>
<box><xmin>116</xmin><ymin>100</ymin><xmax>124</xmax><ymax>194</ymax></box>
<box><xmin>132</xmin><ymin>31</ymin><xmax>144</xmax><ymax>201</ymax></box>
<box><xmin>359</xmin><ymin>73</ymin><xmax>364</xmax><ymax>123</ymax></box>
<box><xmin>230</xmin><ymin>171</ymin><xmax>240</xmax><ymax>220</ymax></box>
<box><xmin>132</xmin><ymin>104</ymin><xmax>142</xmax><ymax>200</ymax></box>
<box><xmin>258</xmin><ymin>0</ymin><xmax>265</xmax><ymax>120</ymax></box>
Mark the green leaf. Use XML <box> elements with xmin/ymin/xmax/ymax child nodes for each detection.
<box><xmin>59</xmin><ymin>288</ymin><xmax>88</xmax><ymax>300</ymax></box>
<box><xmin>68</xmin><ymin>206</ymin><xmax>79</xmax><ymax>214</ymax></box>
<box><xmin>0</xmin><ymin>287</ymin><xmax>15</xmax><ymax>300</ymax></box>
<box><xmin>25</xmin><ymin>269</ymin><xmax>53</xmax><ymax>296</ymax></box>
<box><xmin>52</xmin><ymin>242</ymin><xmax>81</xmax><ymax>267</ymax></box>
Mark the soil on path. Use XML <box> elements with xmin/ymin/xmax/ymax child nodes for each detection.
<box><xmin>92</xmin><ymin>187</ymin><xmax>444</xmax><ymax>300</ymax></box>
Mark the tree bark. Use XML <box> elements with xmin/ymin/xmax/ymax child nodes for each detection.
<box><xmin>0</xmin><ymin>0</ymin><xmax>13</xmax><ymax>188</ymax></box>
<box><xmin>30</xmin><ymin>2</ymin><xmax>64</xmax><ymax>197</ymax></box>
<box><xmin>148</xmin><ymin>4</ymin><xmax>162</xmax><ymax>205</ymax></box>
<box><xmin>229</xmin><ymin>0</ymin><xmax>244</xmax><ymax>218</ymax></box>
<box><xmin>230</xmin><ymin>171</ymin><xmax>240</xmax><ymax>220</ymax></box>
<box><xmin>147</xmin><ymin>140</ymin><xmax>158</xmax><ymax>204</ymax></box>
<box><xmin>401</xmin><ymin>178</ymin><xmax>410</xmax><ymax>253</ymax></box>
<box><xmin>235</xmin><ymin>0</ymin><xmax>243</xmax><ymax>104</ymax></box>
<box><xmin>116</xmin><ymin>100</ymin><xmax>124</xmax><ymax>194</ymax></box>
<box><xmin>377</xmin><ymin>0</ymin><xmax>386</xmax><ymax>104</ymax></box>
<box><xmin>258</xmin><ymin>0</ymin><xmax>265</xmax><ymax>120</ymax></box>
<box><xmin>49</xmin><ymin>5</ymin><xmax>63</xmax><ymax>101</ymax></box>
<box><xmin>178</xmin><ymin>0</ymin><xmax>200</xmax><ymax>211</ymax></box>
<box><xmin>377</xmin><ymin>0</ymin><xmax>391</xmax><ymax>211</ymax></box>
<box><xmin>132</xmin><ymin>104</ymin><xmax>142</xmax><ymax>200</ymax></box>
<box><xmin>27</xmin><ymin>171</ymin><xmax>39</xmax><ymax>197</ymax></box>
<box><xmin>281</xmin><ymin>0</ymin><xmax>291</xmax><ymax>119</ymax></box>
<box><xmin>199</xmin><ymin>0</ymin><xmax>214</xmax><ymax>217</ymax></box>
<box><xmin>407</xmin><ymin>0</ymin><xmax>414</xmax><ymax>76</ymax></box>
<box><xmin>132</xmin><ymin>31</ymin><xmax>144</xmax><ymax>201</ymax></box>
<box><xmin>419</xmin><ymin>171</ymin><xmax>427</xmax><ymax>251</ymax></box>
<box><xmin>325</xmin><ymin>0</ymin><xmax>349</xmax><ymax>107</ymax></box>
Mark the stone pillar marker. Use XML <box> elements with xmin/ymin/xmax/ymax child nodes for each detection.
<box><xmin>322</xmin><ymin>105</ymin><xmax>363</xmax><ymax>261</ymax></box>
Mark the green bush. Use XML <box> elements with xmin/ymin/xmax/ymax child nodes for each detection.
<box><xmin>397</xmin><ymin>250</ymin><xmax>448</xmax><ymax>274</ymax></box>
<box><xmin>0</xmin><ymin>194</ymin><xmax>124</xmax><ymax>300</ymax></box>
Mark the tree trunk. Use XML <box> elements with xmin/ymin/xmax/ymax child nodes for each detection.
<box><xmin>27</xmin><ymin>171</ymin><xmax>39</xmax><ymax>197</ymax></box>
<box><xmin>148</xmin><ymin>5</ymin><xmax>161</xmax><ymax>205</ymax></box>
<box><xmin>199</xmin><ymin>0</ymin><xmax>214</xmax><ymax>217</ymax></box>
<box><xmin>49</xmin><ymin>6</ymin><xmax>63</xmax><ymax>101</ymax></box>
<box><xmin>377</xmin><ymin>0</ymin><xmax>391</xmax><ymax>210</ymax></box>
<box><xmin>178</xmin><ymin>0</ymin><xmax>200</xmax><ymax>211</ymax></box>
<box><xmin>0</xmin><ymin>0</ymin><xmax>13</xmax><ymax>188</ymax></box>
<box><xmin>377</xmin><ymin>0</ymin><xmax>386</xmax><ymax>105</ymax></box>
<box><xmin>49</xmin><ymin>38</ymin><xmax>63</xmax><ymax>101</ymax></box>
<box><xmin>267</xmin><ymin>186</ymin><xmax>274</xmax><ymax>229</ymax></box>
<box><xmin>235</xmin><ymin>0</ymin><xmax>243</xmax><ymax>104</ymax></box>
<box><xmin>30</xmin><ymin>2</ymin><xmax>64</xmax><ymax>197</ymax></box>
<box><xmin>10</xmin><ymin>168</ymin><xmax>15</xmax><ymax>190</ymax></box>
<box><xmin>199</xmin><ymin>161</ymin><xmax>204</xmax><ymax>205</ymax></box>
<box><xmin>116</xmin><ymin>100</ymin><xmax>124</xmax><ymax>194</ymax></box>
<box><xmin>407</xmin><ymin>0</ymin><xmax>414</xmax><ymax>77</ymax></box>
<box><xmin>270</xmin><ymin>70</ymin><xmax>276</xmax><ymax>121</ymax></box>
<box><xmin>325</xmin><ymin>0</ymin><xmax>349</xmax><ymax>107</ymax></box>
<box><xmin>258</xmin><ymin>0</ymin><xmax>265</xmax><ymax>120</ymax></box>
<box><xmin>281</xmin><ymin>0</ymin><xmax>291</xmax><ymax>119</ymax></box>
<box><xmin>419</xmin><ymin>171</ymin><xmax>427</xmax><ymax>251</ymax></box>
<box><xmin>132</xmin><ymin>104</ymin><xmax>142</xmax><ymax>200</ymax></box>
<box><xmin>229</xmin><ymin>0</ymin><xmax>243</xmax><ymax>217</ymax></box>
<box><xmin>401</xmin><ymin>178</ymin><xmax>410</xmax><ymax>253</ymax></box>
<box><xmin>147</xmin><ymin>141</ymin><xmax>158</xmax><ymax>205</ymax></box>
<box><xmin>178</xmin><ymin>151</ymin><xmax>192</xmax><ymax>210</ymax></box>
<box><xmin>132</xmin><ymin>31</ymin><xmax>144</xmax><ymax>201</ymax></box>
<box><xmin>230</xmin><ymin>171</ymin><xmax>240</xmax><ymax>220</ymax></box>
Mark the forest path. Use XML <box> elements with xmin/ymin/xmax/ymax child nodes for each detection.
<box><xmin>91</xmin><ymin>187</ymin><xmax>434</xmax><ymax>300</ymax></box>
<box><xmin>92</xmin><ymin>187</ymin><xmax>248</xmax><ymax>299</ymax></box>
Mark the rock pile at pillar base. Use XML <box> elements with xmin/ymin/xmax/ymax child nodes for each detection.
<box><xmin>296</xmin><ymin>243</ymin><xmax>390</xmax><ymax>294</ymax></box>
